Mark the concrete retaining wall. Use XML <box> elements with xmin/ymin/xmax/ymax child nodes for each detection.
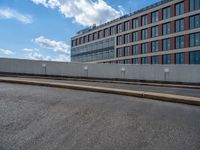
<box><xmin>0</xmin><ymin>58</ymin><xmax>200</xmax><ymax>83</ymax></box>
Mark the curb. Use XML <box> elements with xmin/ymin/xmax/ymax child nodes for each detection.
<box><xmin>1</xmin><ymin>73</ymin><xmax>200</xmax><ymax>89</ymax></box>
<box><xmin>76</xmin><ymin>79</ymin><xmax>200</xmax><ymax>89</ymax></box>
<box><xmin>0</xmin><ymin>77</ymin><xmax>200</xmax><ymax>106</ymax></box>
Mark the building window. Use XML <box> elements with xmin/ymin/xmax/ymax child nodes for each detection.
<box><xmin>78</xmin><ymin>38</ymin><xmax>82</xmax><ymax>45</ymax></box>
<box><xmin>133</xmin><ymin>45</ymin><xmax>138</xmax><ymax>55</ymax></box>
<box><xmin>110</xmin><ymin>26</ymin><xmax>115</xmax><ymax>35</ymax></box>
<box><xmin>190</xmin><ymin>32</ymin><xmax>200</xmax><ymax>47</ymax></box>
<box><xmin>83</xmin><ymin>36</ymin><xmax>86</xmax><ymax>43</ymax></box>
<box><xmin>116</xmin><ymin>48</ymin><xmax>122</xmax><ymax>57</ymax></box>
<box><xmin>175</xmin><ymin>2</ymin><xmax>184</xmax><ymax>16</ymax></box>
<box><xmin>151</xmin><ymin>41</ymin><xmax>159</xmax><ymax>52</ymax></box>
<box><xmin>124</xmin><ymin>59</ymin><xmax>131</xmax><ymax>64</ymax></box>
<box><xmin>151</xmin><ymin>26</ymin><xmax>158</xmax><ymax>38</ymax></box>
<box><xmin>132</xmin><ymin>31</ymin><xmax>138</xmax><ymax>42</ymax></box>
<box><xmin>104</xmin><ymin>28</ymin><xmax>109</xmax><ymax>37</ymax></box>
<box><xmin>117</xmin><ymin>60</ymin><xmax>123</xmax><ymax>64</ymax></box>
<box><xmin>125</xmin><ymin>21</ymin><xmax>130</xmax><ymax>31</ymax></box>
<box><xmin>93</xmin><ymin>32</ymin><xmax>97</xmax><ymax>40</ymax></box>
<box><xmin>175</xmin><ymin>53</ymin><xmax>185</xmax><ymax>64</ymax></box>
<box><xmin>74</xmin><ymin>39</ymin><xmax>78</xmax><ymax>46</ymax></box>
<box><xmin>162</xmin><ymin>22</ymin><xmax>171</xmax><ymax>35</ymax></box>
<box><xmin>175</xmin><ymin>35</ymin><xmax>185</xmax><ymax>49</ymax></box>
<box><xmin>117</xmin><ymin>24</ymin><xmax>122</xmax><ymax>33</ymax></box>
<box><xmin>151</xmin><ymin>11</ymin><xmax>159</xmax><ymax>23</ymax></box>
<box><xmin>142</xmin><ymin>29</ymin><xmax>148</xmax><ymax>40</ymax></box>
<box><xmin>175</xmin><ymin>19</ymin><xmax>184</xmax><ymax>32</ymax></box>
<box><xmin>190</xmin><ymin>14</ymin><xmax>200</xmax><ymax>29</ymax></box>
<box><xmin>162</xmin><ymin>7</ymin><xmax>171</xmax><ymax>19</ymax></box>
<box><xmin>141</xmin><ymin>57</ymin><xmax>148</xmax><ymax>64</ymax></box>
<box><xmin>98</xmin><ymin>31</ymin><xmax>102</xmax><ymax>39</ymax></box>
<box><xmin>73</xmin><ymin>40</ymin><xmax>76</xmax><ymax>46</ymax></box>
<box><xmin>132</xmin><ymin>18</ymin><xmax>138</xmax><ymax>29</ymax></box>
<box><xmin>190</xmin><ymin>0</ymin><xmax>200</xmax><ymax>11</ymax></box>
<box><xmin>81</xmin><ymin>38</ymin><xmax>84</xmax><ymax>44</ymax></box>
<box><xmin>141</xmin><ymin>43</ymin><xmax>148</xmax><ymax>54</ymax></box>
<box><xmin>151</xmin><ymin>56</ymin><xmax>159</xmax><ymax>64</ymax></box>
<box><xmin>133</xmin><ymin>58</ymin><xmax>139</xmax><ymax>64</ymax></box>
<box><xmin>162</xmin><ymin>54</ymin><xmax>171</xmax><ymax>64</ymax></box>
<box><xmin>72</xmin><ymin>40</ymin><xmax>75</xmax><ymax>47</ymax></box>
<box><xmin>141</xmin><ymin>15</ymin><xmax>148</xmax><ymax>26</ymax></box>
<box><xmin>190</xmin><ymin>51</ymin><xmax>200</xmax><ymax>64</ymax></box>
<box><xmin>125</xmin><ymin>34</ymin><xmax>130</xmax><ymax>44</ymax></box>
<box><xmin>162</xmin><ymin>38</ymin><xmax>171</xmax><ymax>51</ymax></box>
<box><xmin>117</xmin><ymin>36</ymin><xmax>122</xmax><ymax>45</ymax></box>
<box><xmin>89</xmin><ymin>34</ymin><xmax>93</xmax><ymax>42</ymax></box>
<box><xmin>76</xmin><ymin>39</ymin><xmax>79</xmax><ymax>46</ymax></box>
<box><xmin>124</xmin><ymin>46</ymin><xmax>130</xmax><ymax>56</ymax></box>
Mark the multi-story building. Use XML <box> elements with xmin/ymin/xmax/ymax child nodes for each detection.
<box><xmin>71</xmin><ymin>0</ymin><xmax>200</xmax><ymax>64</ymax></box>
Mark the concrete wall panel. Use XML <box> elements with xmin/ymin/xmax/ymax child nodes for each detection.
<box><xmin>0</xmin><ymin>58</ymin><xmax>200</xmax><ymax>83</ymax></box>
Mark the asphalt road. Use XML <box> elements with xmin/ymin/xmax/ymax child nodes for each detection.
<box><xmin>0</xmin><ymin>83</ymin><xmax>200</xmax><ymax>150</ymax></box>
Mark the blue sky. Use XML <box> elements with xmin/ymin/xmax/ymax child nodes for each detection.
<box><xmin>0</xmin><ymin>0</ymin><xmax>160</xmax><ymax>62</ymax></box>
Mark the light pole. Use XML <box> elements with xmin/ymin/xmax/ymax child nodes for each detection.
<box><xmin>84</xmin><ymin>66</ymin><xmax>88</xmax><ymax>78</ymax></box>
<box><xmin>42</xmin><ymin>63</ymin><xmax>47</xmax><ymax>75</ymax></box>
<box><xmin>164</xmin><ymin>68</ymin><xmax>169</xmax><ymax>81</ymax></box>
<box><xmin>121</xmin><ymin>67</ymin><xmax>126</xmax><ymax>79</ymax></box>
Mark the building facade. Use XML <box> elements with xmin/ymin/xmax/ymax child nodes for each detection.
<box><xmin>71</xmin><ymin>0</ymin><xmax>200</xmax><ymax>64</ymax></box>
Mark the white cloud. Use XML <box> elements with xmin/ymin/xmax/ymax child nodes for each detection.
<box><xmin>25</xmin><ymin>52</ymin><xmax>52</xmax><ymax>61</ymax></box>
<box><xmin>31</xmin><ymin>0</ymin><xmax>124</xmax><ymax>26</ymax></box>
<box><xmin>25</xmin><ymin>51</ymin><xmax>70</xmax><ymax>62</ymax></box>
<box><xmin>23</xmin><ymin>48</ymin><xmax>39</xmax><ymax>52</ymax></box>
<box><xmin>53</xmin><ymin>54</ymin><xmax>70</xmax><ymax>62</ymax></box>
<box><xmin>34</xmin><ymin>36</ymin><xmax>70</xmax><ymax>54</ymax></box>
<box><xmin>31</xmin><ymin>0</ymin><xmax>49</xmax><ymax>7</ymax></box>
<box><xmin>0</xmin><ymin>8</ymin><xmax>33</xmax><ymax>24</ymax></box>
<box><xmin>31</xmin><ymin>0</ymin><xmax>60</xmax><ymax>8</ymax></box>
<box><xmin>0</xmin><ymin>49</ymin><xmax>14</xmax><ymax>55</ymax></box>
<box><xmin>24</xmin><ymin>36</ymin><xmax>70</xmax><ymax>62</ymax></box>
